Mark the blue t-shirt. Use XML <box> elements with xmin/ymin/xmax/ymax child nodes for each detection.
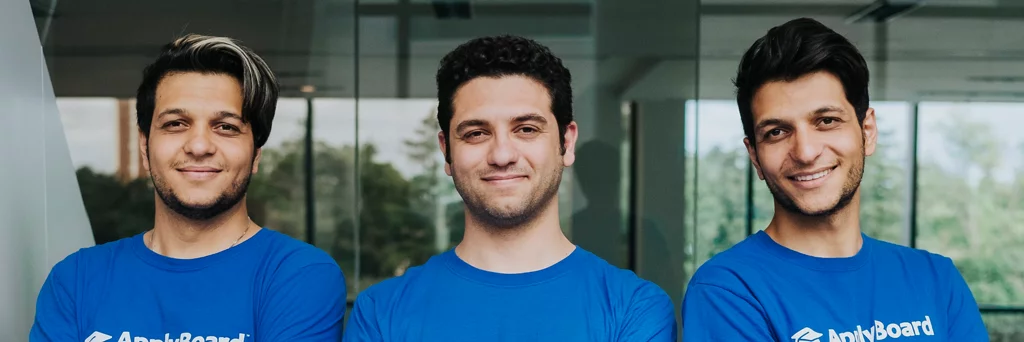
<box><xmin>30</xmin><ymin>228</ymin><xmax>347</xmax><ymax>342</ymax></box>
<box><xmin>681</xmin><ymin>230</ymin><xmax>988</xmax><ymax>342</ymax></box>
<box><xmin>342</xmin><ymin>246</ymin><xmax>677</xmax><ymax>341</ymax></box>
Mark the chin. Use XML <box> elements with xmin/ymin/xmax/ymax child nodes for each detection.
<box><xmin>792</xmin><ymin>198</ymin><xmax>843</xmax><ymax>216</ymax></box>
<box><xmin>485</xmin><ymin>199</ymin><xmax>524</xmax><ymax>213</ymax></box>
<box><xmin>174</xmin><ymin>194</ymin><xmax>221</xmax><ymax>207</ymax></box>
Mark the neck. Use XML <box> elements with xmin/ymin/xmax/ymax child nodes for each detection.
<box><xmin>148</xmin><ymin>196</ymin><xmax>259</xmax><ymax>259</ymax></box>
<box><xmin>764</xmin><ymin>192</ymin><xmax>863</xmax><ymax>258</ymax></box>
<box><xmin>455</xmin><ymin>199</ymin><xmax>575</xmax><ymax>274</ymax></box>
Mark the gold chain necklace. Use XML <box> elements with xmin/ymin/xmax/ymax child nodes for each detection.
<box><xmin>147</xmin><ymin>223</ymin><xmax>252</xmax><ymax>250</ymax></box>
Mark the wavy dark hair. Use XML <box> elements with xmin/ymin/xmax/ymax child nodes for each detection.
<box><xmin>734</xmin><ymin>17</ymin><xmax>870</xmax><ymax>144</ymax></box>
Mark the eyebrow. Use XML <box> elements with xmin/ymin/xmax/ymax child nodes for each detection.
<box><xmin>753</xmin><ymin>105</ymin><xmax>846</xmax><ymax>133</ymax></box>
<box><xmin>155</xmin><ymin>108</ymin><xmax>243</xmax><ymax>121</ymax></box>
<box><xmin>215</xmin><ymin>111</ymin><xmax>244</xmax><ymax>121</ymax></box>
<box><xmin>811</xmin><ymin>105</ymin><xmax>845</xmax><ymax>116</ymax></box>
<box><xmin>454</xmin><ymin>119</ymin><xmax>488</xmax><ymax>134</ymax></box>
<box><xmin>453</xmin><ymin>113</ymin><xmax>549</xmax><ymax>134</ymax></box>
<box><xmin>155</xmin><ymin>108</ymin><xmax>187</xmax><ymax>120</ymax></box>
<box><xmin>511</xmin><ymin>113</ymin><xmax>548</xmax><ymax>125</ymax></box>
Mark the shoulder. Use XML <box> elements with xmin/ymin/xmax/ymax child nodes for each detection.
<box><xmin>573</xmin><ymin>248</ymin><xmax>673</xmax><ymax>308</ymax></box>
<box><xmin>252</xmin><ymin>229</ymin><xmax>345</xmax><ymax>298</ymax></box>
<box><xmin>257</xmin><ymin>229</ymin><xmax>340</xmax><ymax>271</ymax></box>
<box><xmin>355</xmin><ymin>255</ymin><xmax>437</xmax><ymax>306</ymax></box>
<box><xmin>50</xmin><ymin>235</ymin><xmax>137</xmax><ymax>279</ymax></box>
<box><xmin>868</xmin><ymin>237</ymin><xmax>960</xmax><ymax>277</ymax></box>
<box><xmin>688</xmin><ymin>236</ymin><xmax>767</xmax><ymax>289</ymax></box>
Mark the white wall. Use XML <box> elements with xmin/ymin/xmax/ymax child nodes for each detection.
<box><xmin>0</xmin><ymin>0</ymin><xmax>95</xmax><ymax>339</ymax></box>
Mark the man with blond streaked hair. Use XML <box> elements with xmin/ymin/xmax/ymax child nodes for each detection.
<box><xmin>30</xmin><ymin>34</ymin><xmax>346</xmax><ymax>341</ymax></box>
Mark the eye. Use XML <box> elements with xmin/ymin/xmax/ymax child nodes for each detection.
<box><xmin>518</xmin><ymin>126</ymin><xmax>539</xmax><ymax>135</ymax></box>
<box><xmin>818</xmin><ymin>117</ymin><xmax>842</xmax><ymax>128</ymax></box>
<box><xmin>217</xmin><ymin>124</ymin><xmax>241</xmax><ymax>132</ymax></box>
<box><xmin>462</xmin><ymin>130</ymin><xmax>488</xmax><ymax>142</ymax></box>
<box><xmin>768</xmin><ymin>128</ymin><xmax>783</xmax><ymax>136</ymax></box>
<box><xmin>162</xmin><ymin>121</ymin><xmax>186</xmax><ymax>130</ymax></box>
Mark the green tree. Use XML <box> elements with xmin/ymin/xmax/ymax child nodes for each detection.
<box><xmin>76</xmin><ymin>167</ymin><xmax>153</xmax><ymax>244</ymax></box>
<box><xmin>859</xmin><ymin>128</ymin><xmax>906</xmax><ymax>243</ymax></box>
<box><xmin>248</xmin><ymin>133</ymin><xmax>435</xmax><ymax>294</ymax></box>
<box><xmin>914</xmin><ymin>112</ymin><xmax>1024</xmax><ymax>337</ymax></box>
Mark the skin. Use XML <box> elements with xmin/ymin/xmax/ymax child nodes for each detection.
<box><xmin>744</xmin><ymin>71</ymin><xmax>878</xmax><ymax>258</ymax></box>
<box><xmin>438</xmin><ymin>75</ymin><xmax>579</xmax><ymax>274</ymax></box>
<box><xmin>139</xmin><ymin>72</ymin><xmax>262</xmax><ymax>259</ymax></box>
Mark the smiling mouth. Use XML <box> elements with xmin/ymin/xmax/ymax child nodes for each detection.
<box><xmin>482</xmin><ymin>175</ymin><xmax>527</xmax><ymax>183</ymax></box>
<box><xmin>789</xmin><ymin>166</ymin><xmax>837</xmax><ymax>182</ymax></box>
<box><xmin>177</xmin><ymin>168</ymin><xmax>223</xmax><ymax>180</ymax></box>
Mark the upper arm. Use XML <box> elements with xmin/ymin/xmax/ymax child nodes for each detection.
<box><xmin>342</xmin><ymin>292</ymin><xmax>384</xmax><ymax>342</ymax></box>
<box><xmin>681</xmin><ymin>282</ymin><xmax>773</xmax><ymax>342</ymax></box>
<box><xmin>29</xmin><ymin>254</ymin><xmax>79</xmax><ymax>342</ymax></box>
<box><xmin>256</xmin><ymin>262</ymin><xmax>347</xmax><ymax>342</ymax></box>
<box><xmin>617</xmin><ymin>282</ymin><xmax>678</xmax><ymax>342</ymax></box>
<box><xmin>942</xmin><ymin>257</ymin><xmax>989</xmax><ymax>340</ymax></box>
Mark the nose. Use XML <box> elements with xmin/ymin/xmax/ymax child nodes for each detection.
<box><xmin>790</xmin><ymin>128</ymin><xmax>822</xmax><ymax>165</ymax></box>
<box><xmin>487</xmin><ymin>133</ymin><xmax>520</xmax><ymax>167</ymax></box>
<box><xmin>182</xmin><ymin>128</ymin><xmax>217</xmax><ymax>157</ymax></box>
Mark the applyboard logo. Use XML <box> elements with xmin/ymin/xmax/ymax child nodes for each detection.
<box><xmin>85</xmin><ymin>331</ymin><xmax>112</xmax><ymax>342</ymax></box>
<box><xmin>794</xmin><ymin>315</ymin><xmax>936</xmax><ymax>342</ymax></box>
<box><xmin>792</xmin><ymin>327</ymin><xmax>824</xmax><ymax>342</ymax></box>
<box><xmin>86</xmin><ymin>331</ymin><xmax>248</xmax><ymax>342</ymax></box>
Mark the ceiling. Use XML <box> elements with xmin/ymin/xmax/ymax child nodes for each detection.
<box><xmin>31</xmin><ymin>0</ymin><xmax>1024</xmax><ymax>102</ymax></box>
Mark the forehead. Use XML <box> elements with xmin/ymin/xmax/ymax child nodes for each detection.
<box><xmin>751</xmin><ymin>71</ymin><xmax>850</xmax><ymax>121</ymax></box>
<box><xmin>451</xmin><ymin>75</ymin><xmax>552</xmax><ymax>123</ymax></box>
<box><xmin>155</xmin><ymin>72</ymin><xmax>243</xmax><ymax>112</ymax></box>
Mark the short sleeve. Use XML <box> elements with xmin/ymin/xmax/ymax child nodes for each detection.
<box><xmin>342</xmin><ymin>291</ymin><xmax>384</xmax><ymax>342</ymax></box>
<box><xmin>681</xmin><ymin>282</ymin><xmax>773</xmax><ymax>341</ymax></box>
<box><xmin>617</xmin><ymin>281</ymin><xmax>678</xmax><ymax>341</ymax></box>
<box><xmin>255</xmin><ymin>262</ymin><xmax>347</xmax><ymax>341</ymax></box>
<box><xmin>941</xmin><ymin>257</ymin><xmax>989</xmax><ymax>341</ymax></box>
<box><xmin>30</xmin><ymin>253</ymin><xmax>80</xmax><ymax>341</ymax></box>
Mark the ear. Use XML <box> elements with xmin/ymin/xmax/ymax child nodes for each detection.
<box><xmin>744</xmin><ymin>137</ymin><xmax>765</xmax><ymax>180</ymax></box>
<box><xmin>438</xmin><ymin>131</ymin><xmax>451</xmax><ymax>176</ymax></box>
<box><xmin>861</xmin><ymin>108</ymin><xmax>878</xmax><ymax>157</ymax></box>
<box><xmin>139</xmin><ymin>129</ymin><xmax>151</xmax><ymax>172</ymax></box>
<box><xmin>561</xmin><ymin>121</ymin><xmax>579</xmax><ymax>167</ymax></box>
<box><xmin>252</xmin><ymin>148</ymin><xmax>262</xmax><ymax>174</ymax></box>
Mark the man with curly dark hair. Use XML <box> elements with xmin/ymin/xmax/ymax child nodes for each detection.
<box><xmin>342</xmin><ymin>35</ymin><xmax>676</xmax><ymax>341</ymax></box>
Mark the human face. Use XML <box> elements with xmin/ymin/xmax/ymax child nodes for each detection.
<box><xmin>439</xmin><ymin>75</ymin><xmax>578</xmax><ymax>229</ymax></box>
<box><xmin>744</xmin><ymin>71</ymin><xmax>877</xmax><ymax>217</ymax></box>
<box><xmin>140</xmin><ymin>72</ymin><xmax>260</xmax><ymax>221</ymax></box>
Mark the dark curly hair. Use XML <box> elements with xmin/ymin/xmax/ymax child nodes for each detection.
<box><xmin>735</xmin><ymin>17</ymin><xmax>869</xmax><ymax>144</ymax></box>
<box><xmin>435</xmin><ymin>34</ymin><xmax>573</xmax><ymax>163</ymax></box>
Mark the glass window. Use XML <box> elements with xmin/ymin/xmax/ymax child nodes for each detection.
<box><xmin>916</xmin><ymin>102</ymin><xmax>1024</xmax><ymax>308</ymax></box>
<box><xmin>687</xmin><ymin>100</ymin><xmax>749</xmax><ymax>272</ymax></box>
<box><xmin>249</xmin><ymin>98</ymin><xmax>313</xmax><ymax>242</ymax></box>
<box><xmin>860</xmin><ymin>102</ymin><xmax>911</xmax><ymax>245</ymax></box>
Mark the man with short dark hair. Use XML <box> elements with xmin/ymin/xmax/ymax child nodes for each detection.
<box><xmin>342</xmin><ymin>34</ymin><xmax>676</xmax><ymax>341</ymax></box>
<box><xmin>30</xmin><ymin>34</ymin><xmax>346</xmax><ymax>342</ymax></box>
<box><xmin>680</xmin><ymin>17</ymin><xmax>988</xmax><ymax>341</ymax></box>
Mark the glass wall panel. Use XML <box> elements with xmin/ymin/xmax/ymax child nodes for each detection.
<box><xmin>917</xmin><ymin>103</ymin><xmax>1024</xmax><ymax>309</ymax></box>
<box><xmin>33</xmin><ymin>0</ymin><xmax>1024</xmax><ymax>337</ymax></box>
